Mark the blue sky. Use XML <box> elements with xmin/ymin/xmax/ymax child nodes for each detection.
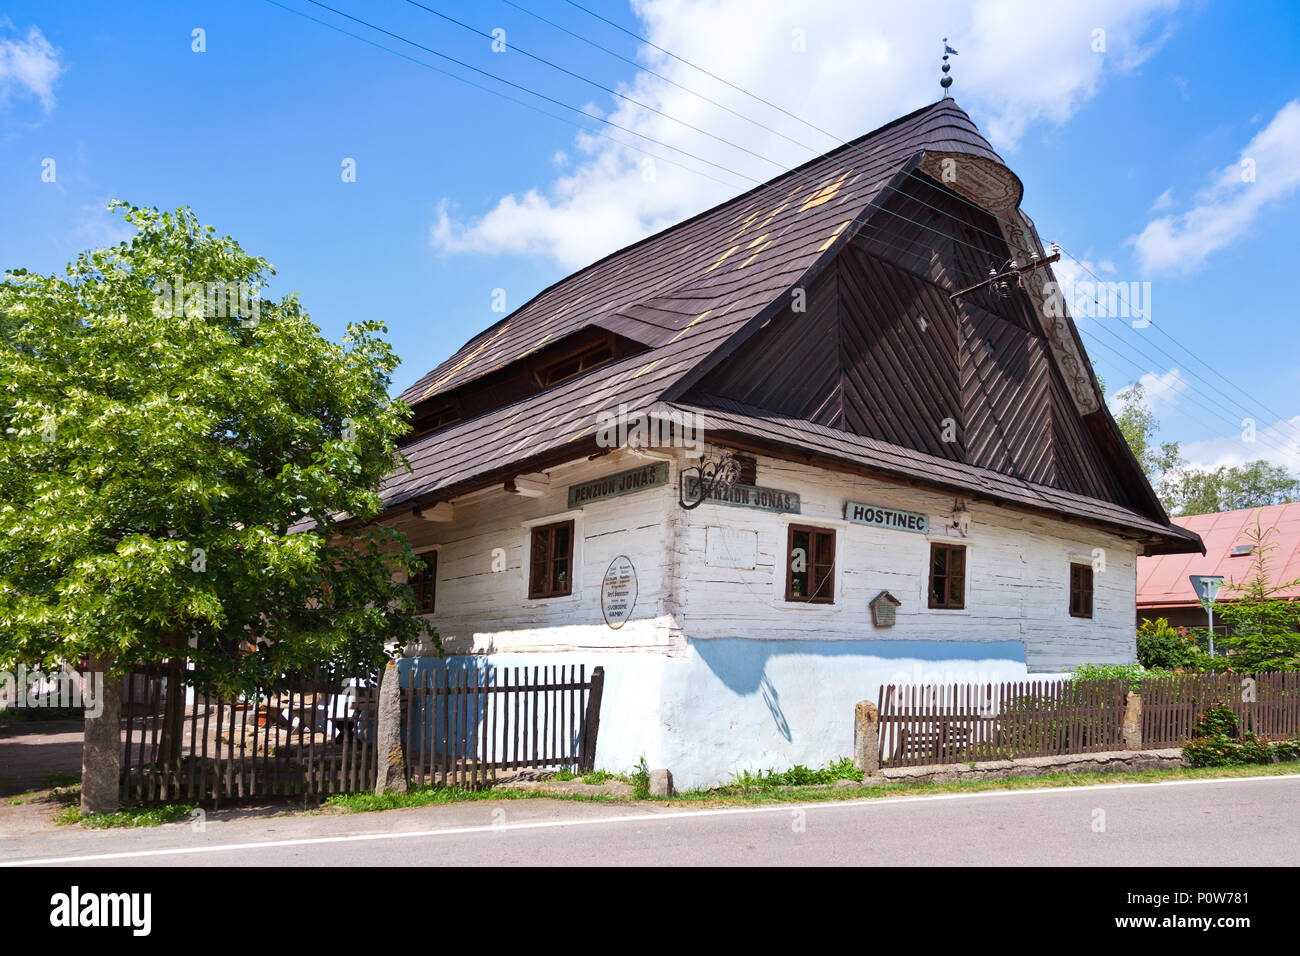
<box><xmin>3</xmin><ymin>0</ymin><xmax>1299</xmax><ymax>472</ymax></box>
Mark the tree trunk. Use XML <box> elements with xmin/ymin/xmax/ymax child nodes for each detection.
<box><xmin>158</xmin><ymin>652</ymin><xmax>187</xmax><ymax>767</ymax></box>
<box><xmin>80</xmin><ymin>654</ymin><xmax>122</xmax><ymax>814</ymax></box>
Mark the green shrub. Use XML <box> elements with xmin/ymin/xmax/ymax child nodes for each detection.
<box><xmin>1136</xmin><ymin>618</ymin><xmax>1206</xmax><ymax>670</ymax></box>
<box><xmin>1073</xmin><ymin>662</ymin><xmax>1179</xmax><ymax>694</ymax></box>
<box><xmin>1273</xmin><ymin>736</ymin><xmax>1300</xmax><ymax>761</ymax></box>
<box><xmin>1182</xmin><ymin>735</ymin><xmax>1241</xmax><ymax>767</ymax></box>
<box><xmin>630</xmin><ymin>756</ymin><xmax>650</xmax><ymax>798</ymax></box>
<box><xmin>1181</xmin><ymin>701</ymin><xmax>1299</xmax><ymax>766</ymax></box>
<box><xmin>1191</xmin><ymin>701</ymin><xmax>1239</xmax><ymax>738</ymax></box>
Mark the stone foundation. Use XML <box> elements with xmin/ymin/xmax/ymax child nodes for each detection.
<box><xmin>878</xmin><ymin>748</ymin><xmax>1186</xmax><ymax>784</ymax></box>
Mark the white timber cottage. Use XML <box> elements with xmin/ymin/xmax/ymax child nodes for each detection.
<box><xmin>375</xmin><ymin>99</ymin><xmax>1203</xmax><ymax>788</ymax></box>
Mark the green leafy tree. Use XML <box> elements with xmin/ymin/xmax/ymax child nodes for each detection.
<box><xmin>1161</xmin><ymin>460</ymin><xmax>1300</xmax><ymax>517</ymax></box>
<box><xmin>0</xmin><ymin>202</ymin><xmax>423</xmax><ymax>808</ymax></box>
<box><xmin>1214</xmin><ymin>518</ymin><xmax>1300</xmax><ymax>671</ymax></box>
<box><xmin>1111</xmin><ymin>382</ymin><xmax>1182</xmax><ymax>491</ymax></box>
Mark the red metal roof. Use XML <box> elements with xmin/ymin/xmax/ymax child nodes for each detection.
<box><xmin>1137</xmin><ymin>502</ymin><xmax>1300</xmax><ymax>608</ymax></box>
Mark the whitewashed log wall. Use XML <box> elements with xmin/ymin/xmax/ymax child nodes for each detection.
<box><xmin>405</xmin><ymin>446</ymin><xmax>1139</xmax><ymax>672</ymax></box>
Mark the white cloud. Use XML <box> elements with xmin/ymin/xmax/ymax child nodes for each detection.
<box><xmin>1150</xmin><ymin>187</ymin><xmax>1175</xmax><ymax>211</ymax></box>
<box><xmin>1130</xmin><ymin>99</ymin><xmax>1300</xmax><ymax>274</ymax></box>
<box><xmin>1179</xmin><ymin>415</ymin><xmax>1300</xmax><ymax>473</ymax></box>
<box><xmin>432</xmin><ymin>0</ymin><xmax>1180</xmax><ymax>269</ymax></box>
<box><xmin>72</xmin><ymin>201</ymin><xmax>134</xmax><ymax>250</ymax></box>
<box><xmin>0</xmin><ymin>24</ymin><xmax>64</xmax><ymax>112</ymax></box>
<box><xmin>1108</xmin><ymin>367</ymin><xmax>1188</xmax><ymax>417</ymax></box>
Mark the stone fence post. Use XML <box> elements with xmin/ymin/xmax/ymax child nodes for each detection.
<box><xmin>854</xmin><ymin>700</ymin><xmax>879</xmax><ymax>775</ymax></box>
<box><xmin>375</xmin><ymin>660</ymin><xmax>407</xmax><ymax>796</ymax></box>
<box><xmin>1122</xmin><ymin>690</ymin><xmax>1143</xmax><ymax>751</ymax></box>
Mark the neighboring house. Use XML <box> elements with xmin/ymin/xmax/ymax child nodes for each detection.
<box><xmin>1138</xmin><ymin>502</ymin><xmax>1300</xmax><ymax>633</ymax></box>
<box><xmin>372</xmin><ymin>99</ymin><xmax>1201</xmax><ymax>788</ymax></box>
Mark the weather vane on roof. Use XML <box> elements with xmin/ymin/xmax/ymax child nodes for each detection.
<box><xmin>940</xmin><ymin>38</ymin><xmax>957</xmax><ymax>98</ymax></box>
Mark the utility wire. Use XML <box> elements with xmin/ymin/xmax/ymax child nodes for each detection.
<box><xmin>555</xmin><ymin>0</ymin><xmax>1300</xmax><ymax>448</ymax></box>
<box><xmin>261</xmin><ymin>0</ymin><xmax>745</xmax><ymax>190</ymax></box>
<box><xmin>276</xmin><ymin>0</ymin><xmax>1292</xmax><ymax>459</ymax></box>
<box><xmin>1058</xmin><ymin>249</ymin><xmax>1300</xmax><ymax>446</ymax></box>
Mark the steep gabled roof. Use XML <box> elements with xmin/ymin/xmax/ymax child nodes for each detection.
<box><xmin>399</xmin><ymin>99</ymin><xmax>1002</xmax><ymax>407</ymax></box>
<box><xmin>380</xmin><ymin>99</ymin><xmax>1199</xmax><ymax>554</ymax></box>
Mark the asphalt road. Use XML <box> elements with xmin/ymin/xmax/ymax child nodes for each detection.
<box><xmin>3</xmin><ymin>775</ymin><xmax>1298</xmax><ymax>867</ymax></box>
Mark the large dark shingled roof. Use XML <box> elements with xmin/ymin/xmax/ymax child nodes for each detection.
<box><xmin>380</xmin><ymin>99</ymin><xmax>1198</xmax><ymax>553</ymax></box>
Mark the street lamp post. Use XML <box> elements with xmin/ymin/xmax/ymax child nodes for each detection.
<box><xmin>1188</xmin><ymin>574</ymin><xmax>1225</xmax><ymax>658</ymax></box>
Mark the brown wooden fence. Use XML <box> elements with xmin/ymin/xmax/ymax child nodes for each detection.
<box><xmin>120</xmin><ymin>663</ymin><xmax>606</xmax><ymax>804</ymax></box>
<box><xmin>879</xmin><ymin>672</ymin><xmax>1300</xmax><ymax>767</ymax></box>
<box><xmin>878</xmin><ymin>678</ymin><xmax>1127</xmax><ymax>767</ymax></box>
<box><xmin>121</xmin><ymin>667</ymin><xmax>380</xmax><ymax>806</ymax></box>
<box><xmin>1142</xmin><ymin>671</ymin><xmax>1300</xmax><ymax>747</ymax></box>
<box><xmin>401</xmin><ymin>664</ymin><xmax>604</xmax><ymax>790</ymax></box>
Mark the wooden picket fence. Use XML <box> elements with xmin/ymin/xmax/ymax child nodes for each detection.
<box><xmin>878</xmin><ymin>672</ymin><xmax>1300</xmax><ymax>767</ymax></box>
<box><xmin>1142</xmin><ymin>671</ymin><xmax>1300</xmax><ymax>747</ymax></box>
<box><xmin>877</xmin><ymin>679</ymin><xmax>1127</xmax><ymax>767</ymax></box>
<box><xmin>121</xmin><ymin>663</ymin><xmax>605</xmax><ymax>804</ymax></box>
<box><xmin>401</xmin><ymin>665</ymin><xmax>604</xmax><ymax>790</ymax></box>
<box><xmin>120</xmin><ymin>667</ymin><xmax>380</xmax><ymax>806</ymax></box>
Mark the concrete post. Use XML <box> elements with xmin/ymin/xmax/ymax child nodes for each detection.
<box><xmin>1122</xmin><ymin>691</ymin><xmax>1143</xmax><ymax>751</ymax></box>
<box><xmin>854</xmin><ymin>700</ymin><xmax>880</xmax><ymax>775</ymax></box>
<box><xmin>80</xmin><ymin>656</ymin><xmax>122</xmax><ymax>815</ymax></box>
<box><xmin>648</xmin><ymin>769</ymin><xmax>674</xmax><ymax>797</ymax></box>
<box><xmin>375</xmin><ymin>660</ymin><xmax>407</xmax><ymax>796</ymax></box>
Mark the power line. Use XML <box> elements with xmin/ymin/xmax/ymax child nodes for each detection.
<box><xmin>261</xmin><ymin>0</ymin><xmax>745</xmax><ymax>191</ymax></box>
<box><xmin>553</xmin><ymin>0</ymin><xmax>1300</xmax><ymax>448</ymax></box>
<box><xmin>280</xmin><ymin>0</ymin><xmax>1027</xmax><ymax>297</ymax></box>
<box><xmin>558</xmin><ymin>0</ymin><xmax>1027</xmax><ymax>245</ymax></box>
<box><xmin>1058</xmin><ymin>249</ymin><xmax>1300</xmax><ymax>446</ymax></box>
<box><xmin>274</xmin><ymin>0</ymin><xmax>1294</xmax><ymax>461</ymax></box>
<box><xmin>1077</xmin><ymin>326</ymin><xmax>1297</xmax><ymax>461</ymax></box>
<box><xmin>406</xmin><ymin>0</ymin><xmax>818</xmax><ymax>180</ymax></box>
<box><xmin>293</xmin><ymin>0</ymin><xmax>756</xmax><ymax>183</ymax></box>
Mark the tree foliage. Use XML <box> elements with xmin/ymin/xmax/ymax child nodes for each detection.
<box><xmin>1161</xmin><ymin>459</ymin><xmax>1300</xmax><ymax>517</ymax></box>
<box><xmin>1110</xmin><ymin>381</ymin><xmax>1300</xmax><ymax>517</ymax></box>
<box><xmin>1214</xmin><ymin>518</ymin><xmax>1300</xmax><ymax>671</ymax></box>
<box><xmin>0</xmin><ymin>202</ymin><xmax>422</xmax><ymax>695</ymax></box>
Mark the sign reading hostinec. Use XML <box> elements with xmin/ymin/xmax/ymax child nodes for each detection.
<box><xmin>600</xmin><ymin>555</ymin><xmax>637</xmax><ymax>629</ymax></box>
<box><xmin>845</xmin><ymin>501</ymin><xmax>930</xmax><ymax>534</ymax></box>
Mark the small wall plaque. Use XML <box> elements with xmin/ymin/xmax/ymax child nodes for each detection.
<box><xmin>601</xmin><ymin>555</ymin><xmax>638</xmax><ymax>629</ymax></box>
<box><xmin>870</xmin><ymin>590</ymin><xmax>901</xmax><ymax>627</ymax></box>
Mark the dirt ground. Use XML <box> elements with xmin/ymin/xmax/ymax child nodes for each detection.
<box><xmin>0</xmin><ymin>718</ymin><xmax>84</xmax><ymax>797</ymax></box>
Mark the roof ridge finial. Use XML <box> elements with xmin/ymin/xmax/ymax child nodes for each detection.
<box><xmin>940</xmin><ymin>37</ymin><xmax>957</xmax><ymax>98</ymax></box>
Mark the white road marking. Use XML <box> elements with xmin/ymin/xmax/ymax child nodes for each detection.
<box><xmin>5</xmin><ymin>773</ymin><xmax>1297</xmax><ymax>866</ymax></box>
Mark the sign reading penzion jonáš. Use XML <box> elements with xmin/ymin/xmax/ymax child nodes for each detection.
<box><xmin>568</xmin><ymin>461</ymin><xmax>669</xmax><ymax>508</ymax></box>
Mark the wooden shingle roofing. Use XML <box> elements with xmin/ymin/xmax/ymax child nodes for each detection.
<box><xmin>380</xmin><ymin>99</ymin><xmax>1197</xmax><ymax>554</ymax></box>
<box><xmin>398</xmin><ymin>99</ymin><xmax>1004</xmax><ymax>407</ymax></box>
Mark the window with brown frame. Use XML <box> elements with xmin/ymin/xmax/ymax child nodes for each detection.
<box><xmin>928</xmin><ymin>543</ymin><xmax>966</xmax><ymax>609</ymax></box>
<box><xmin>413</xmin><ymin>550</ymin><xmax>437</xmax><ymax>614</ymax></box>
<box><xmin>785</xmin><ymin>525</ymin><xmax>835</xmax><ymax>603</ymax></box>
<box><xmin>535</xmin><ymin>340</ymin><xmax>615</xmax><ymax>388</ymax></box>
<box><xmin>528</xmin><ymin>520</ymin><xmax>574</xmax><ymax>599</ymax></box>
<box><xmin>1069</xmin><ymin>563</ymin><xmax>1094</xmax><ymax>618</ymax></box>
<box><xmin>406</xmin><ymin>403</ymin><xmax>461</xmax><ymax>443</ymax></box>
